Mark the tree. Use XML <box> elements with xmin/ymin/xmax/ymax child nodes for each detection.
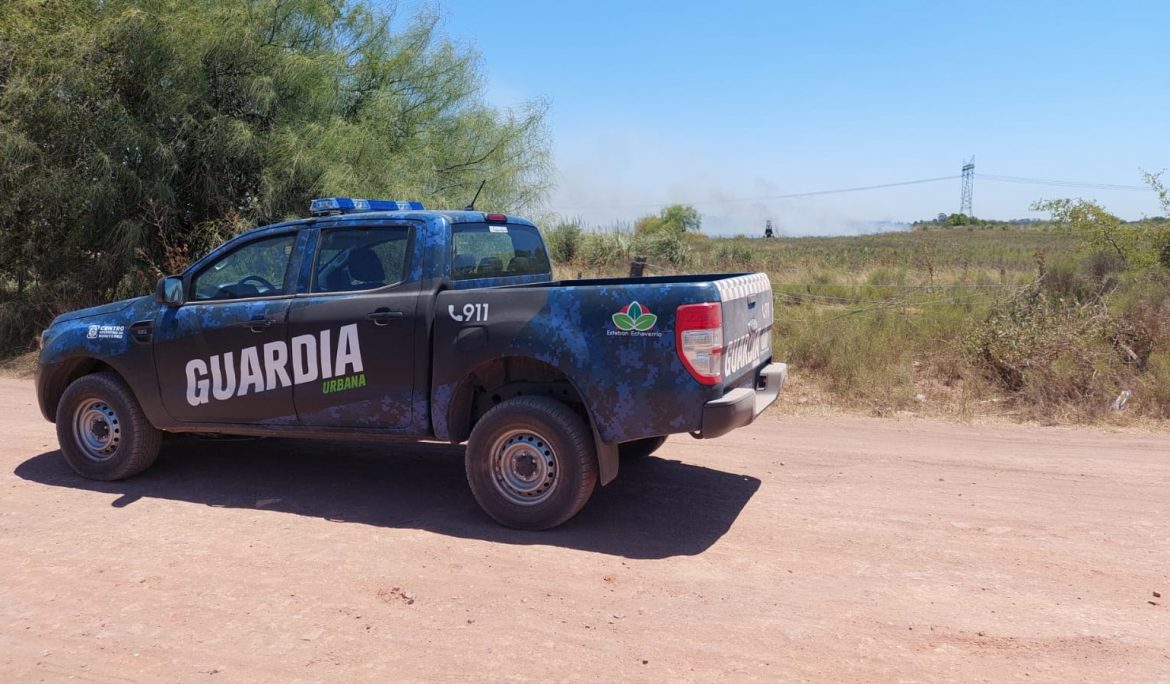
<box><xmin>634</xmin><ymin>204</ymin><xmax>701</xmax><ymax>236</ymax></box>
<box><xmin>0</xmin><ymin>0</ymin><xmax>550</xmax><ymax>352</ymax></box>
<box><xmin>1144</xmin><ymin>171</ymin><xmax>1170</xmax><ymax>269</ymax></box>
<box><xmin>1031</xmin><ymin>198</ymin><xmax>1160</xmax><ymax>268</ymax></box>
<box><xmin>1032</xmin><ymin>170</ymin><xmax>1170</xmax><ymax>270</ymax></box>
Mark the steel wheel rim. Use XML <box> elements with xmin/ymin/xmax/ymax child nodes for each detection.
<box><xmin>490</xmin><ymin>429</ymin><xmax>557</xmax><ymax>506</ymax></box>
<box><xmin>73</xmin><ymin>398</ymin><xmax>121</xmax><ymax>462</ymax></box>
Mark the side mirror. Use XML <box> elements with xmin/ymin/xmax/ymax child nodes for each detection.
<box><xmin>155</xmin><ymin>276</ymin><xmax>185</xmax><ymax>306</ymax></box>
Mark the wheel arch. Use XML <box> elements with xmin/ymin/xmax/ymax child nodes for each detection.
<box><xmin>442</xmin><ymin>355</ymin><xmax>619</xmax><ymax>486</ymax></box>
<box><xmin>38</xmin><ymin>356</ymin><xmax>119</xmax><ymax>423</ymax></box>
<box><xmin>444</xmin><ymin>355</ymin><xmax>584</xmax><ymax>442</ymax></box>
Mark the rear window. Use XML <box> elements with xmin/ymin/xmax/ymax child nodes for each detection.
<box><xmin>313</xmin><ymin>225</ymin><xmax>411</xmax><ymax>293</ymax></box>
<box><xmin>451</xmin><ymin>223</ymin><xmax>550</xmax><ymax>280</ymax></box>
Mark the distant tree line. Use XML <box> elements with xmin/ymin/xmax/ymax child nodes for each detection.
<box><xmin>913</xmin><ymin>213</ymin><xmax>1046</xmax><ymax>229</ymax></box>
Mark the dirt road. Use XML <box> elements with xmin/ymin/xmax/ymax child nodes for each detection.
<box><xmin>0</xmin><ymin>377</ymin><xmax>1167</xmax><ymax>682</ymax></box>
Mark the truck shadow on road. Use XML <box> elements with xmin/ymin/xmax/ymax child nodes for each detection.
<box><xmin>15</xmin><ymin>437</ymin><xmax>759</xmax><ymax>559</ymax></box>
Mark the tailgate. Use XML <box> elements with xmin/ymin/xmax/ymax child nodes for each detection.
<box><xmin>715</xmin><ymin>273</ymin><xmax>774</xmax><ymax>386</ymax></box>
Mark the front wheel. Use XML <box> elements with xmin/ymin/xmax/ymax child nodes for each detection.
<box><xmin>56</xmin><ymin>372</ymin><xmax>162</xmax><ymax>481</ymax></box>
<box><xmin>465</xmin><ymin>396</ymin><xmax>598</xmax><ymax>530</ymax></box>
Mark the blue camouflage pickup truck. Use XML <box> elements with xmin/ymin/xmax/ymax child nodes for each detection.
<box><xmin>36</xmin><ymin>198</ymin><xmax>787</xmax><ymax>529</ymax></box>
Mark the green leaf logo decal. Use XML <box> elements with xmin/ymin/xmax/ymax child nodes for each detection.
<box><xmin>613</xmin><ymin>301</ymin><xmax>656</xmax><ymax>332</ymax></box>
<box><xmin>612</xmin><ymin>312</ymin><xmax>636</xmax><ymax>330</ymax></box>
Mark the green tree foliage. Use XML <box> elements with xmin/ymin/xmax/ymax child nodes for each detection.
<box><xmin>634</xmin><ymin>203</ymin><xmax>701</xmax><ymax>236</ymax></box>
<box><xmin>1032</xmin><ymin>197</ymin><xmax>1165</xmax><ymax>269</ymax></box>
<box><xmin>0</xmin><ymin>0</ymin><xmax>549</xmax><ymax>350</ymax></box>
<box><xmin>1144</xmin><ymin>171</ymin><xmax>1170</xmax><ymax>269</ymax></box>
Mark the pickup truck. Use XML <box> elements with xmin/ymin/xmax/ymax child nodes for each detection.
<box><xmin>36</xmin><ymin>198</ymin><xmax>787</xmax><ymax>529</ymax></box>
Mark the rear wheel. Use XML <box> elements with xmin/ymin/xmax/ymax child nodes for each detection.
<box><xmin>56</xmin><ymin>372</ymin><xmax>162</xmax><ymax>481</ymax></box>
<box><xmin>465</xmin><ymin>396</ymin><xmax>598</xmax><ymax>530</ymax></box>
<box><xmin>619</xmin><ymin>435</ymin><xmax>667</xmax><ymax>460</ymax></box>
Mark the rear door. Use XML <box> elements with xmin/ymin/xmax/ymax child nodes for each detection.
<box><xmin>288</xmin><ymin>223</ymin><xmax>418</xmax><ymax>429</ymax></box>
<box><xmin>716</xmin><ymin>273</ymin><xmax>775</xmax><ymax>386</ymax></box>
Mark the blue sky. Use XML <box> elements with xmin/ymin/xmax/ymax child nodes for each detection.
<box><xmin>399</xmin><ymin>1</ymin><xmax>1169</xmax><ymax>235</ymax></box>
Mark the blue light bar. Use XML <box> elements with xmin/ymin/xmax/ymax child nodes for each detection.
<box><xmin>309</xmin><ymin>198</ymin><xmax>425</xmax><ymax>215</ymax></box>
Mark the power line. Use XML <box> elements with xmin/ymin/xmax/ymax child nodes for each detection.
<box><xmin>755</xmin><ymin>176</ymin><xmax>964</xmax><ymax>200</ymax></box>
<box><xmin>550</xmin><ymin>175</ymin><xmax>961</xmax><ymax>211</ymax></box>
<box><xmin>977</xmin><ymin>174</ymin><xmax>1148</xmax><ymax>192</ymax></box>
<box><xmin>547</xmin><ymin>172</ymin><xmax>1152</xmax><ymax>213</ymax></box>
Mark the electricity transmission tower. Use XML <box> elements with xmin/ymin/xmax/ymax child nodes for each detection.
<box><xmin>960</xmin><ymin>156</ymin><xmax>975</xmax><ymax>216</ymax></box>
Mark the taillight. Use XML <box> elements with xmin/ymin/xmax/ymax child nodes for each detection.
<box><xmin>676</xmin><ymin>302</ymin><xmax>723</xmax><ymax>385</ymax></box>
<box><xmin>485</xmin><ymin>213</ymin><xmax>507</xmax><ymax>223</ymax></box>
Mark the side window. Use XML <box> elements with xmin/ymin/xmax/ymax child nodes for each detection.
<box><xmin>313</xmin><ymin>226</ymin><xmax>411</xmax><ymax>293</ymax></box>
<box><xmin>191</xmin><ymin>234</ymin><xmax>296</xmax><ymax>301</ymax></box>
<box><xmin>451</xmin><ymin>223</ymin><xmax>551</xmax><ymax>280</ymax></box>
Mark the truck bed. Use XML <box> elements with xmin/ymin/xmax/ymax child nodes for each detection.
<box><xmin>430</xmin><ymin>272</ymin><xmax>776</xmax><ymax>445</ymax></box>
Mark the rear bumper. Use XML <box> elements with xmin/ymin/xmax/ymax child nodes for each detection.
<box><xmin>698</xmin><ymin>362</ymin><xmax>787</xmax><ymax>439</ymax></box>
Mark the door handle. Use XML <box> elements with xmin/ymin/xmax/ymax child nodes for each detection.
<box><xmin>366</xmin><ymin>309</ymin><xmax>404</xmax><ymax>326</ymax></box>
<box><xmin>236</xmin><ymin>316</ymin><xmax>276</xmax><ymax>332</ymax></box>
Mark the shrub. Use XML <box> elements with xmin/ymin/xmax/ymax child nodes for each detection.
<box><xmin>0</xmin><ymin>293</ymin><xmax>55</xmax><ymax>354</ymax></box>
<box><xmin>1157</xmin><ymin>231</ymin><xmax>1170</xmax><ymax>270</ymax></box>
<box><xmin>865</xmin><ymin>267</ymin><xmax>909</xmax><ymax>288</ymax></box>
<box><xmin>545</xmin><ymin>222</ymin><xmax>583</xmax><ymax>264</ymax></box>
<box><xmin>1139</xmin><ymin>351</ymin><xmax>1170</xmax><ymax>418</ymax></box>
<box><xmin>634</xmin><ymin>204</ymin><xmax>701</xmax><ymax>236</ymax></box>
<box><xmin>1108</xmin><ymin>273</ymin><xmax>1170</xmax><ymax>369</ymax></box>
<box><xmin>968</xmin><ymin>293</ymin><xmax>1108</xmax><ymax>395</ymax></box>
<box><xmin>1084</xmin><ymin>250</ymin><xmax>1128</xmax><ymax>282</ymax></box>
<box><xmin>713</xmin><ymin>239</ymin><xmax>755</xmax><ymax>267</ymax></box>
<box><xmin>1041</xmin><ymin>256</ymin><xmax>1095</xmax><ymax>302</ymax></box>
<box><xmin>580</xmin><ymin>231</ymin><xmax>633</xmax><ymax>268</ymax></box>
<box><xmin>640</xmin><ymin>230</ymin><xmax>693</xmax><ymax>268</ymax></box>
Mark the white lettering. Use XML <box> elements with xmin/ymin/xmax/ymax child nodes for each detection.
<box><xmin>182</xmin><ymin>325</ymin><xmax>364</xmax><ymax>406</ymax></box>
<box><xmin>290</xmin><ymin>334</ymin><xmax>318</xmax><ymax>384</ymax></box>
<box><xmin>722</xmin><ymin>330</ymin><xmax>762</xmax><ymax>376</ymax></box>
<box><xmin>211</xmin><ymin>352</ymin><xmax>236</xmax><ymax>401</ymax></box>
<box><xmin>186</xmin><ymin>359</ymin><xmax>209</xmax><ymax>406</ymax></box>
<box><xmin>237</xmin><ymin>346</ymin><xmax>264</xmax><ymax>396</ymax></box>
<box><xmin>319</xmin><ymin>328</ymin><xmax>333</xmax><ymax>379</ymax></box>
<box><xmin>334</xmin><ymin>323</ymin><xmax>363</xmax><ymax>375</ymax></box>
<box><xmin>263</xmin><ymin>341</ymin><xmax>291</xmax><ymax>390</ymax></box>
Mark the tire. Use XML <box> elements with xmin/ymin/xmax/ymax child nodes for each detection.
<box><xmin>619</xmin><ymin>435</ymin><xmax>667</xmax><ymax>460</ymax></box>
<box><xmin>55</xmin><ymin>372</ymin><xmax>162</xmax><ymax>481</ymax></box>
<box><xmin>465</xmin><ymin>396</ymin><xmax>598</xmax><ymax>530</ymax></box>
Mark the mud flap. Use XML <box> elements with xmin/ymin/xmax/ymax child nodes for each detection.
<box><xmin>592</xmin><ymin>424</ymin><xmax>619</xmax><ymax>486</ymax></box>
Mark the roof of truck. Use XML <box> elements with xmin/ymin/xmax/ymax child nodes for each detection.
<box><xmin>236</xmin><ymin>210</ymin><xmax>536</xmax><ymax>244</ymax></box>
<box><xmin>262</xmin><ymin>209</ymin><xmax>535</xmax><ymax>231</ymax></box>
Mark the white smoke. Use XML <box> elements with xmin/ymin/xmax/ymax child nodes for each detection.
<box><xmin>546</xmin><ymin>133</ymin><xmax>921</xmax><ymax>236</ymax></box>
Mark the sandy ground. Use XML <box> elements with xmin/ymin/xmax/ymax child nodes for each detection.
<box><xmin>0</xmin><ymin>377</ymin><xmax>1167</xmax><ymax>682</ymax></box>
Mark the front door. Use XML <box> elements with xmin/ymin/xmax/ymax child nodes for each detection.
<box><xmin>289</xmin><ymin>224</ymin><xmax>417</xmax><ymax>429</ymax></box>
<box><xmin>154</xmin><ymin>232</ymin><xmax>299</xmax><ymax>424</ymax></box>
